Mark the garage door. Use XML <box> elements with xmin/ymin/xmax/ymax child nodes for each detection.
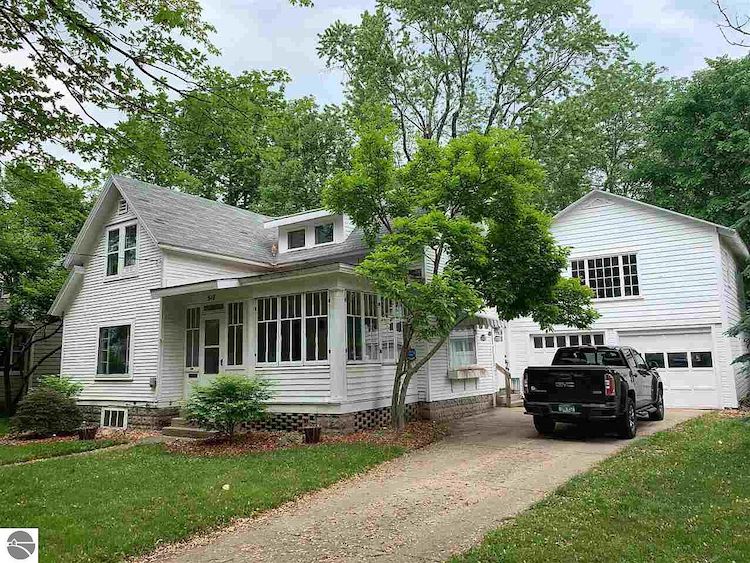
<box><xmin>619</xmin><ymin>329</ymin><xmax>718</xmax><ymax>408</ymax></box>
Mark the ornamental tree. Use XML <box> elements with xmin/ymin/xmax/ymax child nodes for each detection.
<box><xmin>324</xmin><ymin>114</ymin><xmax>597</xmax><ymax>429</ymax></box>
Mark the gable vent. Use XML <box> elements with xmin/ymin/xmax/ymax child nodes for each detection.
<box><xmin>101</xmin><ymin>407</ymin><xmax>128</xmax><ymax>429</ymax></box>
<box><xmin>117</xmin><ymin>198</ymin><xmax>128</xmax><ymax>215</ymax></box>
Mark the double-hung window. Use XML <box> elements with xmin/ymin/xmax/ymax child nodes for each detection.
<box><xmin>106</xmin><ymin>223</ymin><xmax>138</xmax><ymax>276</ymax></box>
<box><xmin>363</xmin><ymin>294</ymin><xmax>379</xmax><ymax>361</ymax></box>
<box><xmin>185</xmin><ymin>308</ymin><xmax>200</xmax><ymax>369</ymax></box>
<box><xmin>227</xmin><ymin>302</ymin><xmax>244</xmax><ymax>366</ymax></box>
<box><xmin>97</xmin><ymin>325</ymin><xmax>131</xmax><ymax>376</ymax></box>
<box><xmin>346</xmin><ymin>290</ymin><xmax>363</xmax><ymax>361</ymax></box>
<box><xmin>449</xmin><ymin>332</ymin><xmax>477</xmax><ymax>369</ymax></box>
<box><xmin>257</xmin><ymin>292</ymin><xmax>328</xmax><ymax>364</ymax></box>
<box><xmin>571</xmin><ymin>253</ymin><xmax>639</xmax><ymax>299</ymax></box>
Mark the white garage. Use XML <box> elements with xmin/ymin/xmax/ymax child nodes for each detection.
<box><xmin>618</xmin><ymin>328</ymin><xmax>719</xmax><ymax>408</ymax></box>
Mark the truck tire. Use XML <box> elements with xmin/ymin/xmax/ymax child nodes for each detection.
<box><xmin>533</xmin><ymin>416</ymin><xmax>556</xmax><ymax>436</ymax></box>
<box><xmin>616</xmin><ymin>397</ymin><xmax>637</xmax><ymax>439</ymax></box>
<box><xmin>649</xmin><ymin>387</ymin><xmax>665</xmax><ymax>421</ymax></box>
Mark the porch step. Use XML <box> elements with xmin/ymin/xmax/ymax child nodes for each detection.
<box><xmin>497</xmin><ymin>393</ymin><xmax>524</xmax><ymax>408</ymax></box>
<box><xmin>162</xmin><ymin>425</ymin><xmax>219</xmax><ymax>439</ymax></box>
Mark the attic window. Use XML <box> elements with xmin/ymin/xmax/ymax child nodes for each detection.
<box><xmin>314</xmin><ymin>223</ymin><xmax>334</xmax><ymax>245</ymax></box>
<box><xmin>288</xmin><ymin>229</ymin><xmax>306</xmax><ymax>250</ymax></box>
<box><xmin>117</xmin><ymin>198</ymin><xmax>128</xmax><ymax>215</ymax></box>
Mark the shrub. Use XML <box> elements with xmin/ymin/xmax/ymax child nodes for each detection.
<box><xmin>11</xmin><ymin>388</ymin><xmax>83</xmax><ymax>437</ymax></box>
<box><xmin>185</xmin><ymin>375</ymin><xmax>273</xmax><ymax>441</ymax></box>
<box><xmin>36</xmin><ymin>375</ymin><xmax>84</xmax><ymax>398</ymax></box>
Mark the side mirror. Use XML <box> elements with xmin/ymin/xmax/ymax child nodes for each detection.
<box><xmin>648</xmin><ymin>361</ymin><xmax>659</xmax><ymax>370</ymax></box>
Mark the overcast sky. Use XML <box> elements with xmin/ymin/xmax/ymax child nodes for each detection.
<box><xmin>199</xmin><ymin>0</ymin><xmax>748</xmax><ymax>105</ymax></box>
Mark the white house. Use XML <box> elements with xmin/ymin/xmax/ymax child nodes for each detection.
<box><xmin>49</xmin><ymin>176</ymin><xmax>505</xmax><ymax>430</ymax></box>
<box><xmin>508</xmin><ymin>190</ymin><xmax>749</xmax><ymax>409</ymax></box>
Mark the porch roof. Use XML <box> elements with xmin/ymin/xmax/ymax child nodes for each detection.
<box><xmin>150</xmin><ymin>263</ymin><xmax>359</xmax><ymax>298</ymax></box>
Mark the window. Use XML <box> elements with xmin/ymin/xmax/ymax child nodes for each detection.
<box><xmin>593</xmin><ymin>333</ymin><xmax>605</xmax><ymax>345</ymax></box>
<box><xmin>257</xmin><ymin>292</ymin><xmax>328</xmax><ymax>364</ymax></box>
<box><xmin>449</xmin><ymin>333</ymin><xmax>477</xmax><ymax>369</ymax></box>
<box><xmin>287</xmin><ymin>229</ymin><xmax>305</xmax><ymax>249</ymax></box>
<box><xmin>106</xmin><ymin>223</ymin><xmax>138</xmax><ymax>276</ymax></box>
<box><xmin>569</xmin><ymin>335</ymin><xmax>580</xmax><ymax>346</ymax></box>
<box><xmin>347</xmin><ymin>290</ymin><xmax>363</xmax><ymax>361</ymax></box>
<box><xmin>632</xmin><ymin>350</ymin><xmax>648</xmax><ymax>368</ymax></box>
<box><xmin>533</xmin><ymin>336</ymin><xmax>543</xmax><ymax>349</ymax></box>
<box><xmin>280</xmin><ymin>295</ymin><xmax>303</xmax><ymax>362</ymax></box>
<box><xmin>380</xmin><ymin>298</ymin><xmax>403</xmax><ymax>363</ymax></box>
<box><xmin>667</xmin><ymin>352</ymin><xmax>689</xmax><ymax>368</ymax></box>
<box><xmin>544</xmin><ymin>335</ymin><xmax>554</xmax><ymax>347</ymax></box>
<box><xmin>227</xmin><ymin>302</ymin><xmax>244</xmax><ymax>366</ymax></box>
<box><xmin>555</xmin><ymin>348</ymin><xmax>626</xmax><ymax>366</ymax></box>
<box><xmin>97</xmin><ymin>325</ymin><xmax>131</xmax><ymax>376</ymax></box>
<box><xmin>691</xmin><ymin>351</ymin><xmax>713</xmax><ymax>368</ymax></box>
<box><xmin>305</xmin><ymin>292</ymin><xmax>328</xmax><ymax>361</ymax></box>
<box><xmin>645</xmin><ymin>353</ymin><xmax>665</xmax><ymax>368</ymax></box>
<box><xmin>101</xmin><ymin>408</ymin><xmax>127</xmax><ymax>429</ymax></box>
<box><xmin>581</xmin><ymin>334</ymin><xmax>592</xmax><ymax>345</ymax></box>
<box><xmin>532</xmin><ymin>333</ymin><xmax>604</xmax><ymax>350</ymax></box>
<box><xmin>570</xmin><ymin>254</ymin><xmax>639</xmax><ymax>299</ymax></box>
<box><xmin>556</xmin><ymin>335</ymin><xmax>566</xmax><ymax>347</ymax></box>
<box><xmin>315</xmin><ymin>223</ymin><xmax>334</xmax><ymax>245</ymax></box>
<box><xmin>185</xmin><ymin>308</ymin><xmax>200</xmax><ymax>368</ymax></box>
<box><xmin>257</xmin><ymin>297</ymin><xmax>278</xmax><ymax>364</ymax></box>
<box><xmin>363</xmin><ymin>294</ymin><xmax>379</xmax><ymax>361</ymax></box>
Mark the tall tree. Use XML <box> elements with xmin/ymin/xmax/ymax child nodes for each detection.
<box><xmin>318</xmin><ymin>0</ymin><xmax>618</xmax><ymax>159</ymax></box>
<box><xmin>324</xmin><ymin>112</ymin><xmax>597</xmax><ymax>429</ymax></box>
<box><xmin>0</xmin><ymin>163</ymin><xmax>88</xmax><ymax>413</ymax></box>
<box><xmin>524</xmin><ymin>54</ymin><xmax>671</xmax><ymax>213</ymax></box>
<box><xmin>0</xmin><ymin>0</ymin><xmax>217</xmax><ymax>177</ymax></box>
<box><xmin>105</xmin><ymin>68</ymin><xmax>352</xmax><ymax>214</ymax></box>
<box><xmin>633</xmin><ymin>56</ymin><xmax>750</xmax><ymax>240</ymax></box>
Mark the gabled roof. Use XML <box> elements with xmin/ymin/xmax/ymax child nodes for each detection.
<box><xmin>64</xmin><ymin>175</ymin><xmax>370</xmax><ymax>271</ymax></box>
<box><xmin>555</xmin><ymin>190</ymin><xmax>749</xmax><ymax>261</ymax></box>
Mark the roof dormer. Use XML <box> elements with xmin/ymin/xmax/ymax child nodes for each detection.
<box><xmin>264</xmin><ymin>210</ymin><xmax>353</xmax><ymax>253</ymax></box>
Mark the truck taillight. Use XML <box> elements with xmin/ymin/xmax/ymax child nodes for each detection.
<box><xmin>523</xmin><ymin>370</ymin><xmax>529</xmax><ymax>394</ymax></box>
<box><xmin>604</xmin><ymin>373</ymin><xmax>616</xmax><ymax>397</ymax></box>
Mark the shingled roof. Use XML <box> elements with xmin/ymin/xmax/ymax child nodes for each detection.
<box><xmin>112</xmin><ymin>176</ymin><xmax>368</xmax><ymax>268</ymax></box>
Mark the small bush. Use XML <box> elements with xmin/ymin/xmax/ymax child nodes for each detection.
<box><xmin>36</xmin><ymin>375</ymin><xmax>84</xmax><ymax>398</ymax></box>
<box><xmin>11</xmin><ymin>388</ymin><xmax>83</xmax><ymax>437</ymax></box>
<box><xmin>185</xmin><ymin>375</ymin><xmax>273</xmax><ymax>441</ymax></box>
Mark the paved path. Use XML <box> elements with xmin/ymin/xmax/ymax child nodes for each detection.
<box><xmin>149</xmin><ymin>408</ymin><xmax>702</xmax><ymax>563</ymax></box>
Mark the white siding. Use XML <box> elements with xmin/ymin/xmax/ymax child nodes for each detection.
<box><xmin>158</xmin><ymin>298</ymin><xmax>185</xmax><ymax>404</ymax></box>
<box><xmin>721</xmin><ymin>242</ymin><xmax>748</xmax><ymax>404</ymax></box>
<box><xmin>346</xmin><ymin>363</ymin><xmax>421</xmax><ymax>411</ymax></box>
<box><xmin>60</xmin><ymin>202</ymin><xmax>162</xmax><ymax>406</ymax></box>
<box><xmin>162</xmin><ymin>251</ymin><xmax>259</xmax><ymax>287</ymax></box>
<box><xmin>255</xmin><ymin>365</ymin><xmax>331</xmax><ymax>404</ymax></box>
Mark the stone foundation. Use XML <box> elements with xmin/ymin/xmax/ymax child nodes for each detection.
<box><xmin>417</xmin><ymin>393</ymin><xmax>495</xmax><ymax>421</ymax></box>
<box><xmin>79</xmin><ymin>405</ymin><xmax>179</xmax><ymax>430</ymax></box>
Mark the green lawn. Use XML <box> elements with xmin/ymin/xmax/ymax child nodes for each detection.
<box><xmin>454</xmin><ymin>414</ymin><xmax>750</xmax><ymax>563</ymax></box>
<box><xmin>0</xmin><ymin>442</ymin><xmax>403</xmax><ymax>562</ymax></box>
<box><xmin>0</xmin><ymin>439</ymin><xmax>122</xmax><ymax>466</ymax></box>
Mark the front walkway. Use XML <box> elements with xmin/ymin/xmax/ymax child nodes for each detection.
<box><xmin>144</xmin><ymin>408</ymin><xmax>702</xmax><ymax>563</ymax></box>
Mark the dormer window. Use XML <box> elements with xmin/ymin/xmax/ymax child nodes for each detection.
<box><xmin>315</xmin><ymin>223</ymin><xmax>334</xmax><ymax>245</ymax></box>
<box><xmin>287</xmin><ymin>229</ymin><xmax>306</xmax><ymax>250</ymax></box>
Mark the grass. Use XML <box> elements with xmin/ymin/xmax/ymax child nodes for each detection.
<box><xmin>0</xmin><ymin>438</ymin><xmax>122</xmax><ymax>466</ymax></box>
<box><xmin>0</xmin><ymin>441</ymin><xmax>403</xmax><ymax>562</ymax></box>
<box><xmin>454</xmin><ymin>414</ymin><xmax>750</xmax><ymax>563</ymax></box>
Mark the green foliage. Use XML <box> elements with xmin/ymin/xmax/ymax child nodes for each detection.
<box><xmin>318</xmin><ymin>0</ymin><xmax>619</xmax><ymax>156</ymax></box>
<box><xmin>525</xmin><ymin>53</ymin><xmax>672</xmax><ymax>212</ymax></box>
<box><xmin>185</xmin><ymin>375</ymin><xmax>274</xmax><ymax>440</ymax></box>
<box><xmin>325</xmin><ymin>120</ymin><xmax>597</xmax><ymax>427</ymax></box>
<box><xmin>634</xmin><ymin>56</ymin><xmax>750</xmax><ymax>239</ymax></box>
<box><xmin>105</xmin><ymin>68</ymin><xmax>352</xmax><ymax>213</ymax></box>
<box><xmin>36</xmin><ymin>375</ymin><xmax>84</xmax><ymax>399</ymax></box>
<box><xmin>0</xmin><ymin>0</ymin><xmax>216</xmax><ymax>176</ymax></box>
<box><xmin>10</xmin><ymin>388</ymin><xmax>82</xmax><ymax>437</ymax></box>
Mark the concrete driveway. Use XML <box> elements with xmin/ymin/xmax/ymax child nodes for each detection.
<box><xmin>146</xmin><ymin>407</ymin><xmax>702</xmax><ymax>563</ymax></box>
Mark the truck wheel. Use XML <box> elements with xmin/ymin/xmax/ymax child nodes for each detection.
<box><xmin>617</xmin><ymin>397</ymin><xmax>637</xmax><ymax>439</ymax></box>
<box><xmin>533</xmin><ymin>416</ymin><xmax>556</xmax><ymax>436</ymax></box>
<box><xmin>649</xmin><ymin>388</ymin><xmax>665</xmax><ymax>421</ymax></box>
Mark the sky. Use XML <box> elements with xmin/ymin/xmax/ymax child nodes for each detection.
<box><xmin>200</xmin><ymin>0</ymin><xmax>749</xmax><ymax>105</ymax></box>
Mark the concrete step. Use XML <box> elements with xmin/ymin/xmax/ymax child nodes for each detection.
<box><xmin>161</xmin><ymin>426</ymin><xmax>219</xmax><ymax>439</ymax></box>
<box><xmin>169</xmin><ymin>417</ymin><xmax>192</xmax><ymax>427</ymax></box>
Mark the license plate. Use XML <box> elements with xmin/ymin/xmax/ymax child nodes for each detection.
<box><xmin>557</xmin><ymin>404</ymin><xmax>577</xmax><ymax>414</ymax></box>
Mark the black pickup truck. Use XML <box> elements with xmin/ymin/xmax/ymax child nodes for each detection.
<box><xmin>523</xmin><ymin>346</ymin><xmax>664</xmax><ymax>439</ymax></box>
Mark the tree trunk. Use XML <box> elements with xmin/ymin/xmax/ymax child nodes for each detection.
<box><xmin>2</xmin><ymin>322</ymin><xmax>16</xmax><ymax>416</ymax></box>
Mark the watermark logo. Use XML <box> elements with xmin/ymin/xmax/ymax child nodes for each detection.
<box><xmin>1</xmin><ymin>529</ymin><xmax>37</xmax><ymax>562</ymax></box>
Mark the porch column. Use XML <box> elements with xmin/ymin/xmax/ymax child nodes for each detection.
<box><xmin>329</xmin><ymin>288</ymin><xmax>348</xmax><ymax>403</ymax></box>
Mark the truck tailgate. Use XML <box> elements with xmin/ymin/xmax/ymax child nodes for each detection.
<box><xmin>526</xmin><ymin>366</ymin><xmax>607</xmax><ymax>403</ymax></box>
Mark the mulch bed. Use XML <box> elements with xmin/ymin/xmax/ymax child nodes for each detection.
<box><xmin>0</xmin><ymin>428</ymin><xmax>158</xmax><ymax>446</ymax></box>
<box><xmin>164</xmin><ymin>420</ymin><xmax>450</xmax><ymax>457</ymax></box>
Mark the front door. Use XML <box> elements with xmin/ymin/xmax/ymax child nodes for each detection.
<box><xmin>201</xmin><ymin>312</ymin><xmax>225</xmax><ymax>386</ymax></box>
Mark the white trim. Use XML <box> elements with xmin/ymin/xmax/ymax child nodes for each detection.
<box><xmin>263</xmin><ymin>209</ymin><xmax>333</xmax><ymax>229</ymax></box>
<box><xmin>100</xmin><ymin>407</ymin><xmax>128</xmax><ymax>429</ymax></box>
<box><xmin>94</xmin><ymin>321</ymin><xmax>134</xmax><ymax>381</ymax></box>
<box><xmin>48</xmin><ymin>266</ymin><xmax>85</xmax><ymax>316</ymax></box>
